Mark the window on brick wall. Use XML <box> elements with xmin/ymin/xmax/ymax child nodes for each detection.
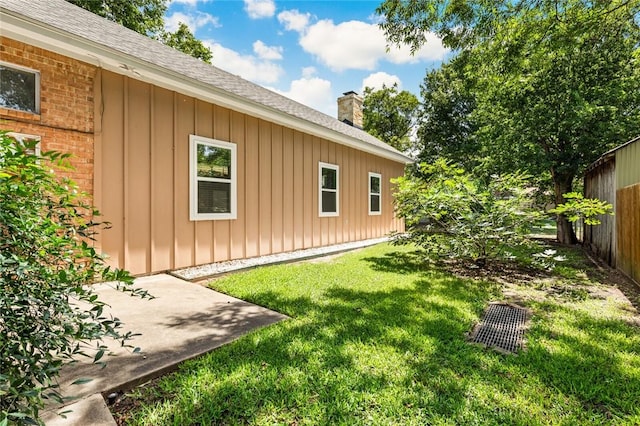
<box><xmin>319</xmin><ymin>162</ymin><xmax>339</xmax><ymax>217</ymax></box>
<box><xmin>0</xmin><ymin>62</ymin><xmax>40</xmax><ymax>114</ymax></box>
<box><xmin>189</xmin><ymin>135</ymin><xmax>237</xmax><ymax>221</ymax></box>
<box><xmin>7</xmin><ymin>132</ymin><xmax>41</xmax><ymax>156</ymax></box>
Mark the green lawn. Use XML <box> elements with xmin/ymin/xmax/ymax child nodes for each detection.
<box><xmin>118</xmin><ymin>243</ymin><xmax>640</xmax><ymax>425</ymax></box>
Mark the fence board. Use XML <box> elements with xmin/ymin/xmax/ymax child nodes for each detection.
<box><xmin>616</xmin><ymin>184</ymin><xmax>640</xmax><ymax>284</ymax></box>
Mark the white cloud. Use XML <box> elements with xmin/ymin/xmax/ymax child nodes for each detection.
<box><xmin>277</xmin><ymin>9</ymin><xmax>311</xmax><ymax>32</ymax></box>
<box><xmin>269</xmin><ymin>76</ymin><xmax>335</xmax><ymax>116</ymax></box>
<box><xmin>361</xmin><ymin>72</ymin><xmax>402</xmax><ymax>93</ymax></box>
<box><xmin>299</xmin><ymin>19</ymin><xmax>447</xmax><ymax>71</ymax></box>
<box><xmin>206</xmin><ymin>41</ymin><xmax>284</xmax><ymax>84</ymax></box>
<box><xmin>253</xmin><ymin>40</ymin><xmax>283</xmax><ymax>61</ymax></box>
<box><xmin>301</xmin><ymin>66</ymin><xmax>316</xmax><ymax>78</ymax></box>
<box><xmin>244</xmin><ymin>0</ymin><xmax>275</xmax><ymax>19</ymax></box>
<box><xmin>165</xmin><ymin>11</ymin><xmax>220</xmax><ymax>33</ymax></box>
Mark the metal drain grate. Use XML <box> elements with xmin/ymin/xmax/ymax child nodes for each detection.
<box><xmin>470</xmin><ymin>303</ymin><xmax>530</xmax><ymax>354</ymax></box>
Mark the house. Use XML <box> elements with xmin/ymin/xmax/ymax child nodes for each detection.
<box><xmin>0</xmin><ymin>0</ymin><xmax>410</xmax><ymax>275</ymax></box>
<box><xmin>584</xmin><ymin>136</ymin><xmax>640</xmax><ymax>284</ymax></box>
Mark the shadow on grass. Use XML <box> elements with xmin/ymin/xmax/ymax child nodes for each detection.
<box><xmin>122</xmin><ymin>249</ymin><xmax>640</xmax><ymax>425</ymax></box>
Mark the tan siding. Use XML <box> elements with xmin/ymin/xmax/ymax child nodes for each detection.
<box><xmin>282</xmin><ymin>128</ymin><xmax>295</xmax><ymax>252</ymax></box>
<box><xmin>173</xmin><ymin>95</ymin><xmax>195</xmax><ymax>269</ymax></box>
<box><xmin>245</xmin><ymin>116</ymin><xmax>260</xmax><ymax>258</ymax></box>
<box><xmin>271</xmin><ymin>125</ymin><xmax>284</xmax><ymax>253</ymax></box>
<box><xmin>259</xmin><ymin>120</ymin><xmax>272</xmax><ymax>255</ymax></box>
<box><xmin>100</xmin><ymin>72</ymin><xmax>125</xmax><ymax>270</ymax></box>
<box><xmin>96</xmin><ymin>70</ymin><xmax>405</xmax><ymax>274</ymax></box>
<box><xmin>293</xmin><ymin>131</ymin><xmax>305</xmax><ymax>249</ymax></box>
<box><xmin>348</xmin><ymin>147</ymin><xmax>357</xmax><ymax>242</ymax></box>
<box><xmin>150</xmin><ymin>86</ymin><xmax>175</xmax><ymax>272</ymax></box>
<box><xmin>230</xmin><ymin>111</ymin><xmax>246</xmax><ymax>260</ymax></box>
<box><xmin>355</xmin><ymin>150</ymin><xmax>363</xmax><ymax>241</ymax></box>
<box><xmin>125</xmin><ymin>78</ymin><xmax>151</xmax><ymax>274</ymax></box>
<box><xmin>335</xmin><ymin>144</ymin><xmax>344</xmax><ymax>243</ymax></box>
<box><xmin>303</xmin><ymin>134</ymin><xmax>313</xmax><ymax>248</ymax></box>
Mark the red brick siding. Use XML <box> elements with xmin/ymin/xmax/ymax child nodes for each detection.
<box><xmin>0</xmin><ymin>37</ymin><xmax>96</xmax><ymax>195</ymax></box>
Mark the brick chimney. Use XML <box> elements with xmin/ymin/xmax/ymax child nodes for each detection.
<box><xmin>337</xmin><ymin>91</ymin><xmax>363</xmax><ymax>129</ymax></box>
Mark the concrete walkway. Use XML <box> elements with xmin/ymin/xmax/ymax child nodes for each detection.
<box><xmin>40</xmin><ymin>274</ymin><xmax>287</xmax><ymax>425</ymax></box>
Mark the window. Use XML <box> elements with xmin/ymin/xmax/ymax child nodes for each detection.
<box><xmin>0</xmin><ymin>62</ymin><xmax>40</xmax><ymax>114</ymax></box>
<box><xmin>7</xmin><ymin>132</ymin><xmax>41</xmax><ymax>156</ymax></box>
<box><xmin>189</xmin><ymin>135</ymin><xmax>237</xmax><ymax>221</ymax></box>
<box><xmin>319</xmin><ymin>162</ymin><xmax>339</xmax><ymax>217</ymax></box>
<box><xmin>369</xmin><ymin>172</ymin><xmax>382</xmax><ymax>215</ymax></box>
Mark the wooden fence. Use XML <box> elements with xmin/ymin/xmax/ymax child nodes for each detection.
<box><xmin>616</xmin><ymin>183</ymin><xmax>640</xmax><ymax>284</ymax></box>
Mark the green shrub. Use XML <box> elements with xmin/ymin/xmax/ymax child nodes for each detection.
<box><xmin>0</xmin><ymin>131</ymin><xmax>148</xmax><ymax>424</ymax></box>
<box><xmin>550</xmin><ymin>192</ymin><xmax>613</xmax><ymax>225</ymax></box>
<box><xmin>392</xmin><ymin>160</ymin><xmax>541</xmax><ymax>266</ymax></box>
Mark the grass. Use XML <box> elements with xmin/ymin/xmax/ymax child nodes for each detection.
<box><xmin>115</xmin><ymin>243</ymin><xmax>640</xmax><ymax>425</ymax></box>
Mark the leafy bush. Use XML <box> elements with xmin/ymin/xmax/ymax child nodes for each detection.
<box><xmin>550</xmin><ymin>192</ymin><xmax>613</xmax><ymax>225</ymax></box>
<box><xmin>0</xmin><ymin>131</ymin><xmax>148</xmax><ymax>424</ymax></box>
<box><xmin>392</xmin><ymin>160</ymin><xmax>541</xmax><ymax>266</ymax></box>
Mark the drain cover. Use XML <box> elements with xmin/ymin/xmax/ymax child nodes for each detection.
<box><xmin>470</xmin><ymin>303</ymin><xmax>530</xmax><ymax>354</ymax></box>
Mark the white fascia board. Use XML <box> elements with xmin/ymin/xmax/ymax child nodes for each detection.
<box><xmin>0</xmin><ymin>10</ymin><xmax>412</xmax><ymax>165</ymax></box>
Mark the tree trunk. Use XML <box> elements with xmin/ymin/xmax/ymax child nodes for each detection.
<box><xmin>553</xmin><ymin>174</ymin><xmax>577</xmax><ymax>244</ymax></box>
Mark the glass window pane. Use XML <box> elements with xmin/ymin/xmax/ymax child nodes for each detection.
<box><xmin>198</xmin><ymin>181</ymin><xmax>231</xmax><ymax>214</ymax></box>
<box><xmin>370</xmin><ymin>176</ymin><xmax>380</xmax><ymax>194</ymax></box>
<box><xmin>370</xmin><ymin>195</ymin><xmax>380</xmax><ymax>212</ymax></box>
<box><xmin>321</xmin><ymin>167</ymin><xmax>337</xmax><ymax>190</ymax></box>
<box><xmin>321</xmin><ymin>190</ymin><xmax>337</xmax><ymax>213</ymax></box>
<box><xmin>197</xmin><ymin>144</ymin><xmax>231</xmax><ymax>179</ymax></box>
<box><xmin>0</xmin><ymin>65</ymin><xmax>37</xmax><ymax>113</ymax></box>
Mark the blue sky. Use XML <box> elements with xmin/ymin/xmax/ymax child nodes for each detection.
<box><xmin>166</xmin><ymin>0</ymin><xmax>449</xmax><ymax>117</ymax></box>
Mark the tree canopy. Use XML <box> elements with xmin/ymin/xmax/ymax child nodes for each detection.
<box><xmin>362</xmin><ymin>84</ymin><xmax>420</xmax><ymax>153</ymax></box>
<box><xmin>68</xmin><ymin>0</ymin><xmax>167</xmax><ymax>36</ymax></box>
<box><xmin>378</xmin><ymin>0</ymin><xmax>640</xmax><ymax>243</ymax></box>
<box><xmin>68</xmin><ymin>0</ymin><xmax>213</xmax><ymax>62</ymax></box>
<box><xmin>159</xmin><ymin>23</ymin><xmax>213</xmax><ymax>64</ymax></box>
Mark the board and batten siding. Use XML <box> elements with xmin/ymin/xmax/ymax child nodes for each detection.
<box><xmin>94</xmin><ymin>70</ymin><xmax>405</xmax><ymax>275</ymax></box>
<box><xmin>616</xmin><ymin>138</ymin><xmax>640</xmax><ymax>190</ymax></box>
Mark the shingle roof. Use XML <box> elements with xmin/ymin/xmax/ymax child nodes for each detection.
<box><xmin>0</xmin><ymin>0</ymin><xmax>411</xmax><ymax>163</ymax></box>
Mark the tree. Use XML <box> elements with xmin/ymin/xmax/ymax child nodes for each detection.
<box><xmin>377</xmin><ymin>0</ymin><xmax>640</xmax><ymax>244</ymax></box>
<box><xmin>68</xmin><ymin>1</ymin><xmax>213</xmax><ymax>63</ymax></box>
<box><xmin>362</xmin><ymin>84</ymin><xmax>420</xmax><ymax>153</ymax></box>
<box><xmin>67</xmin><ymin>0</ymin><xmax>167</xmax><ymax>37</ymax></box>
<box><xmin>159</xmin><ymin>23</ymin><xmax>213</xmax><ymax>64</ymax></box>
<box><xmin>0</xmin><ymin>131</ymin><xmax>148</xmax><ymax>423</ymax></box>
<box><xmin>417</xmin><ymin>53</ymin><xmax>479</xmax><ymax>171</ymax></box>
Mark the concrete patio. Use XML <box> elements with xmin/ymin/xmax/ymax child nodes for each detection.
<box><xmin>40</xmin><ymin>274</ymin><xmax>287</xmax><ymax>425</ymax></box>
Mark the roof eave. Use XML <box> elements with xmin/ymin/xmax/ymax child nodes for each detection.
<box><xmin>0</xmin><ymin>8</ymin><xmax>412</xmax><ymax>165</ymax></box>
<box><xmin>584</xmin><ymin>135</ymin><xmax>640</xmax><ymax>175</ymax></box>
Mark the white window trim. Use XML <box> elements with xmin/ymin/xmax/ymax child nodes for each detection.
<box><xmin>8</xmin><ymin>132</ymin><xmax>41</xmax><ymax>156</ymax></box>
<box><xmin>319</xmin><ymin>161</ymin><xmax>339</xmax><ymax>217</ymax></box>
<box><xmin>189</xmin><ymin>135</ymin><xmax>237</xmax><ymax>221</ymax></box>
<box><xmin>0</xmin><ymin>60</ymin><xmax>41</xmax><ymax>114</ymax></box>
<box><xmin>368</xmin><ymin>172</ymin><xmax>382</xmax><ymax>215</ymax></box>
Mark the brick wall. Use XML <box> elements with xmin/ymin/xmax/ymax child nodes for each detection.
<box><xmin>0</xmin><ymin>37</ymin><xmax>96</xmax><ymax>194</ymax></box>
